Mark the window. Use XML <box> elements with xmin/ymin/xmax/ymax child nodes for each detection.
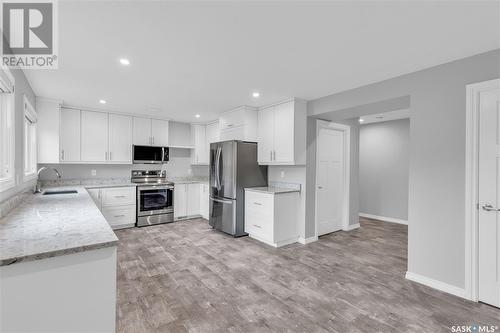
<box><xmin>24</xmin><ymin>96</ymin><xmax>37</xmax><ymax>180</ymax></box>
<box><xmin>0</xmin><ymin>65</ymin><xmax>15</xmax><ymax>192</ymax></box>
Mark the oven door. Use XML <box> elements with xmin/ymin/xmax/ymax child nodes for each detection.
<box><xmin>137</xmin><ymin>185</ymin><xmax>173</xmax><ymax>217</ymax></box>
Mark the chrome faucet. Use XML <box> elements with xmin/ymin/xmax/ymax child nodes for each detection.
<box><xmin>34</xmin><ymin>167</ymin><xmax>62</xmax><ymax>194</ymax></box>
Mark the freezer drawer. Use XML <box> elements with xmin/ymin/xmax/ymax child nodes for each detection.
<box><xmin>209</xmin><ymin>196</ymin><xmax>242</xmax><ymax>236</ymax></box>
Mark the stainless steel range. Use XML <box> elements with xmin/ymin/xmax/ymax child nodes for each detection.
<box><xmin>132</xmin><ymin>170</ymin><xmax>174</xmax><ymax>227</ymax></box>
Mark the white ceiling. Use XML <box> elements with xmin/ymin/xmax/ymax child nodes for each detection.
<box><xmin>359</xmin><ymin>109</ymin><xmax>410</xmax><ymax>125</ymax></box>
<box><xmin>24</xmin><ymin>1</ymin><xmax>500</xmax><ymax>123</ymax></box>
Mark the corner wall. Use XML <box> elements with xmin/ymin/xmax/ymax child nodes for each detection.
<box><xmin>359</xmin><ymin>119</ymin><xmax>410</xmax><ymax>221</ymax></box>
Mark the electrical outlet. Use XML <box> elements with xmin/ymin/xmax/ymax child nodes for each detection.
<box><xmin>91</xmin><ymin>169</ymin><xmax>97</xmax><ymax>176</ymax></box>
<box><xmin>280</xmin><ymin>171</ymin><xmax>285</xmax><ymax>178</ymax></box>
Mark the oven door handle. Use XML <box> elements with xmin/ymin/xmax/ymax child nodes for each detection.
<box><xmin>138</xmin><ymin>185</ymin><xmax>174</xmax><ymax>191</ymax></box>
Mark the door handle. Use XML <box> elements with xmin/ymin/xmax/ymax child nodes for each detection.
<box><xmin>482</xmin><ymin>204</ymin><xmax>500</xmax><ymax>212</ymax></box>
<box><xmin>210</xmin><ymin>197</ymin><xmax>233</xmax><ymax>204</ymax></box>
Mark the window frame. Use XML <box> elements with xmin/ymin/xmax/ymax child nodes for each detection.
<box><xmin>23</xmin><ymin>95</ymin><xmax>37</xmax><ymax>181</ymax></box>
<box><xmin>0</xmin><ymin>65</ymin><xmax>15</xmax><ymax>193</ymax></box>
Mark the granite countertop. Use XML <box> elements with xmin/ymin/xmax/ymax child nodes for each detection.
<box><xmin>245</xmin><ymin>187</ymin><xmax>300</xmax><ymax>194</ymax></box>
<box><xmin>0</xmin><ymin>186</ymin><xmax>118</xmax><ymax>266</ymax></box>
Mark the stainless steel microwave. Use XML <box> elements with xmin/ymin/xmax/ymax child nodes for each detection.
<box><xmin>132</xmin><ymin>145</ymin><xmax>169</xmax><ymax>164</ymax></box>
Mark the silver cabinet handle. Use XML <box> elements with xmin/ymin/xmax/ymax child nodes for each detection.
<box><xmin>482</xmin><ymin>204</ymin><xmax>500</xmax><ymax>212</ymax></box>
<box><xmin>114</xmin><ymin>195</ymin><xmax>126</xmax><ymax>198</ymax></box>
<box><xmin>318</xmin><ymin>186</ymin><xmax>323</xmax><ymax>189</ymax></box>
<box><xmin>105</xmin><ymin>151</ymin><xmax>108</xmax><ymax>160</ymax></box>
<box><xmin>273</xmin><ymin>151</ymin><xmax>276</xmax><ymax>161</ymax></box>
<box><xmin>270</xmin><ymin>151</ymin><xmax>272</xmax><ymax>161</ymax></box>
<box><xmin>61</xmin><ymin>150</ymin><xmax>65</xmax><ymax>161</ymax></box>
<box><xmin>153</xmin><ymin>136</ymin><xmax>155</xmax><ymax>145</ymax></box>
<box><xmin>253</xmin><ymin>224</ymin><xmax>262</xmax><ymax>229</ymax></box>
<box><xmin>113</xmin><ymin>214</ymin><xmax>125</xmax><ymax>218</ymax></box>
<box><xmin>109</xmin><ymin>152</ymin><xmax>112</xmax><ymax>161</ymax></box>
<box><xmin>253</xmin><ymin>202</ymin><xmax>262</xmax><ymax>206</ymax></box>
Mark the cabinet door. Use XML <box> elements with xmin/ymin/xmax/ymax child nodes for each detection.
<box><xmin>109</xmin><ymin>114</ymin><xmax>132</xmax><ymax>163</ymax></box>
<box><xmin>151</xmin><ymin>119</ymin><xmax>169</xmax><ymax>146</ymax></box>
<box><xmin>81</xmin><ymin>111</ymin><xmax>109</xmax><ymax>162</ymax></box>
<box><xmin>273</xmin><ymin>102</ymin><xmax>294</xmax><ymax>163</ymax></box>
<box><xmin>133</xmin><ymin>117</ymin><xmax>151</xmax><ymax>146</ymax></box>
<box><xmin>206</xmin><ymin>122</ymin><xmax>220</xmax><ymax>144</ymax></box>
<box><xmin>257</xmin><ymin>107</ymin><xmax>274</xmax><ymax>163</ymax></box>
<box><xmin>200</xmin><ymin>184</ymin><xmax>209</xmax><ymax>218</ymax></box>
<box><xmin>174</xmin><ymin>184</ymin><xmax>187</xmax><ymax>218</ymax></box>
<box><xmin>60</xmin><ymin>108</ymin><xmax>81</xmax><ymax>162</ymax></box>
<box><xmin>187</xmin><ymin>183</ymin><xmax>200</xmax><ymax>216</ymax></box>
<box><xmin>191</xmin><ymin>125</ymin><xmax>207</xmax><ymax>164</ymax></box>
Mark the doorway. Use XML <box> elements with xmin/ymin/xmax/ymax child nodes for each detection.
<box><xmin>465</xmin><ymin>78</ymin><xmax>500</xmax><ymax>307</ymax></box>
<box><xmin>315</xmin><ymin>120</ymin><xmax>350</xmax><ymax>236</ymax></box>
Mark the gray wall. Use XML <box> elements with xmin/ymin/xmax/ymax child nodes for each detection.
<box><xmin>307</xmin><ymin>49</ymin><xmax>500</xmax><ymax>290</ymax></box>
<box><xmin>359</xmin><ymin>119</ymin><xmax>410</xmax><ymax>220</ymax></box>
<box><xmin>0</xmin><ymin>69</ymin><xmax>36</xmax><ymax>203</ymax></box>
<box><xmin>38</xmin><ymin>148</ymin><xmax>208</xmax><ymax>181</ymax></box>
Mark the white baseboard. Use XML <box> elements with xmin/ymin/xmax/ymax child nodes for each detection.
<box><xmin>359</xmin><ymin>213</ymin><xmax>408</xmax><ymax>225</ymax></box>
<box><xmin>298</xmin><ymin>236</ymin><xmax>318</xmax><ymax>245</ymax></box>
<box><xmin>343</xmin><ymin>223</ymin><xmax>360</xmax><ymax>231</ymax></box>
<box><xmin>405</xmin><ymin>271</ymin><xmax>466</xmax><ymax>299</ymax></box>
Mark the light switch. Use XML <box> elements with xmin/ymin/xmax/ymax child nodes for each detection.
<box><xmin>91</xmin><ymin>169</ymin><xmax>97</xmax><ymax>176</ymax></box>
<box><xmin>280</xmin><ymin>171</ymin><xmax>285</xmax><ymax>178</ymax></box>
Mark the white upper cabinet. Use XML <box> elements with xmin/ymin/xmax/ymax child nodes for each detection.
<box><xmin>206</xmin><ymin>122</ymin><xmax>220</xmax><ymax>144</ymax></box>
<box><xmin>257</xmin><ymin>107</ymin><xmax>274</xmax><ymax>164</ymax></box>
<box><xmin>257</xmin><ymin>99</ymin><xmax>307</xmax><ymax>165</ymax></box>
<box><xmin>151</xmin><ymin>119</ymin><xmax>169</xmax><ymax>146</ymax></box>
<box><xmin>81</xmin><ymin>111</ymin><xmax>109</xmax><ymax>162</ymax></box>
<box><xmin>168</xmin><ymin>121</ymin><xmax>192</xmax><ymax>148</ymax></box>
<box><xmin>108</xmin><ymin>114</ymin><xmax>132</xmax><ymax>163</ymax></box>
<box><xmin>37</xmin><ymin>98</ymin><xmax>61</xmax><ymax>164</ymax></box>
<box><xmin>60</xmin><ymin>107</ymin><xmax>81</xmax><ymax>163</ymax></box>
<box><xmin>133</xmin><ymin>117</ymin><xmax>151</xmax><ymax>146</ymax></box>
<box><xmin>219</xmin><ymin>106</ymin><xmax>258</xmax><ymax>142</ymax></box>
<box><xmin>191</xmin><ymin>124</ymin><xmax>208</xmax><ymax>165</ymax></box>
<box><xmin>133</xmin><ymin>117</ymin><xmax>169</xmax><ymax>146</ymax></box>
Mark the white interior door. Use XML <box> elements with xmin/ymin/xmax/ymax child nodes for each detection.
<box><xmin>478</xmin><ymin>87</ymin><xmax>500</xmax><ymax>308</ymax></box>
<box><xmin>317</xmin><ymin>126</ymin><xmax>345</xmax><ymax>236</ymax></box>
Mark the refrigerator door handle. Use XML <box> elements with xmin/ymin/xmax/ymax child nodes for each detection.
<box><xmin>215</xmin><ymin>146</ymin><xmax>222</xmax><ymax>191</ymax></box>
<box><xmin>210</xmin><ymin>196</ymin><xmax>233</xmax><ymax>204</ymax></box>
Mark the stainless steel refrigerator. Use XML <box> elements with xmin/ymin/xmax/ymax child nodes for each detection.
<box><xmin>209</xmin><ymin>140</ymin><xmax>268</xmax><ymax>237</ymax></box>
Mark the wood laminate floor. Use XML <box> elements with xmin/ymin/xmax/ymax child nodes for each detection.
<box><xmin>115</xmin><ymin>217</ymin><xmax>500</xmax><ymax>333</ymax></box>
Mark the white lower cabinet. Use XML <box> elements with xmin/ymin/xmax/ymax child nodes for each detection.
<box><xmin>200</xmin><ymin>184</ymin><xmax>209</xmax><ymax>219</ymax></box>
<box><xmin>86</xmin><ymin>186</ymin><xmax>136</xmax><ymax>229</ymax></box>
<box><xmin>174</xmin><ymin>182</ymin><xmax>209</xmax><ymax>220</ymax></box>
<box><xmin>244</xmin><ymin>189</ymin><xmax>299</xmax><ymax>247</ymax></box>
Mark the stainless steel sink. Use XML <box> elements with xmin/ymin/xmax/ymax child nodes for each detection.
<box><xmin>42</xmin><ymin>190</ymin><xmax>78</xmax><ymax>195</ymax></box>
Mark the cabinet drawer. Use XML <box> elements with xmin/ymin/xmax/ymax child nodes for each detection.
<box><xmin>245</xmin><ymin>191</ymin><xmax>273</xmax><ymax>215</ymax></box>
<box><xmin>102</xmin><ymin>205</ymin><xmax>136</xmax><ymax>228</ymax></box>
<box><xmin>245</xmin><ymin>212</ymin><xmax>272</xmax><ymax>239</ymax></box>
<box><xmin>101</xmin><ymin>187</ymin><xmax>136</xmax><ymax>206</ymax></box>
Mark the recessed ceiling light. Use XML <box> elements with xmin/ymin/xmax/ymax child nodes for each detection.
<box><xmin>119</xmin><ymin>58</ymin><xmax>130</xmax><ymax>66</ymax></box>
<box><xmin>195</xmin><ymin>114</ymin><xmax>200</xmax><ymax>118</ymax></box>
<box><xmin>359</xmin><ymin>118</ymin><xmax>364</xmax><ymax>123</ymax></box>
<box><xmin>252</xmin><ymin>92</ymin><xmax>260</xmax><ymax>98</ymax></box>
<box><xmin>99</xmin><ymin>99</ymin><xmax>106</xmax><ymax>104</ymax></box>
